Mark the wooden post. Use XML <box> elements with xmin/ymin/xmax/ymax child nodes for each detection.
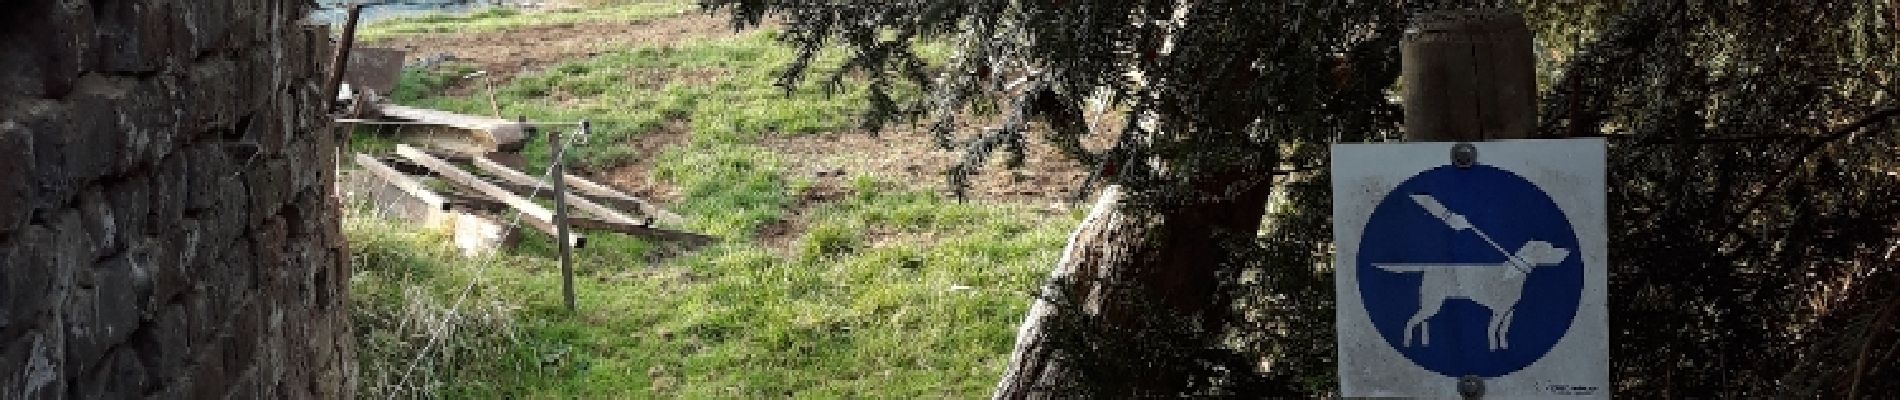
<box><xmin>321</xmin><ymin>3</ymin><xmax>366</xmax><ymax>119</ymax></box>
<box><xmin>550</xmin><ymin>118</ymin><xmax>578</xmax><ymax>312</ymax></box>
<box><xmin>1401</xmin><ymin>9</ymin><xmax>1537</xmax><ymax>400</ymax></box>
<box><xmin>1402</xmin><ymin>9</ymin><xmax>1537</xmax><ymax>141</ymax></box>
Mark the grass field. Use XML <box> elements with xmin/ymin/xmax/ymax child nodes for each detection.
<box><xmin>355</xmin><ymin>2</ymin><xmax>698</xmax><ymax>42</ymax></box>
<box><xmin>346</xmin><ymin>4</ymin><xmax>1076</xmax><ymax>398</ymax></box>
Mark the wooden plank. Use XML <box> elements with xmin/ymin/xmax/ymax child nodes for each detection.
<box><xmin>463</xmin><ymin>155</ymin><xmax>649</xmax><ymax>227</ymax></box>
<box><xmin>377</xmin><ymin>104</ymin><xmax>527</xmax><ymax>151</ymax></box>
<box><xmin>353</xmin><ymin>153</ymin><xmax>449</xmax><ymax>211</ymax></box>
<box><xmin>446</xmin><ymin>189</ymin><xmax>713</xmax><ymax>246</ymax></box>
<box><xmin>394</xmin><ymin>144</ymin><xmax>583</xmax><ymax>249</ymax></box>
<box><xmin>429</xmin><ymin>148</ymin><xmax>684</xmax><ymax>226</ymax></box>
<box><xmin>557</xmin><ymin>173</ymin><xmax>687</xmax><ymax>227</ymax></box>
<box><xmin>569</xmin><ymin>218</ymin><xmax>716</xmax><ymax>247</ymax></box>
<box><xmin>468</xmin><ymin>155</ymin><xmax>554</xmax><ymax>193</ymax></box>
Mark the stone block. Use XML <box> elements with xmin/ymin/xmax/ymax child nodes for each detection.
<box><xmin>146</xmin><ymin>234</ymin><xmax>189</xmax><ymax>306</ymax></box>
<box><xmin>184</xmin><ymin>144</ymin><xmax>230</xmax><ymax>212</ymax></box>
<box><xmin>66</xmin><ymin>76</ymin><xmax>133</xmax><ymax>181</ymax></box>
<box><xmin>75</xmin><ymin>347</ymin><xmax>150</xmax><ymax>399</ymax></box>
<box><xmin>182</xmin><ymin>57</ymin><xmax>238</xmax><ymax>133</ymax></box>
<box><xmin>215</xmin><ymin>239</ymin><xmax>257</xmax><ymax>305</ymax></box>
<box><xmin>21</xmin><ymin>101</ymin><xmax>75</xmax><ymax>214</ymax></box>
<box><xmin>1</xmin><ymin>322</ymin><xmax>65</xmax><ymax>400</ymax></box>
<box><xmin>106</xmin><ymin>176</ymin><xmax>151</xmax><ymax>240</ymax></box>
<box><xmin>77</xmin><ymin>187</ymin><xmax>120</xmax><ymax>258</ymax></box>
<box><xmin>94</xmin><ymin>255</ymin><xmax>150</xmax><ymax>344</ymax></box>
<box><xmin>0</xmin><ymin>0</ymin><xmax>91</xmax><ymax>99</ymax></box>
<box><xmin>63</xmin><ymin>255</ymin><xmax>146</xmax><ymax>377</ymax></box>
<box><xmin>183</xmin><ymin>0</ymin><xmax>232</xmax><ymax>56</ymax></box>
<box><xmin>246</xmin><ymin>159</ymin><xmax>291</xmax><ymax>227</ymax></box>
<box><xmin>186</xmin><ymin>345</ymin><xmax>228</xmax><ymax>400</ymax></box>
<box><xmin>54</xmin><ymin>210</ymin><xmax>93</xmax><ymax>281</ymax></box>
<box><xmin>93</xmin><ymin>0</ymin><xmax>174</xmax><ymax>74</ymax></box>
<box><xmin>126</xmin><ymin>77</ymin><xmax>184</xmax><ymax>167</ymax></box>
<box><xmin>0</xmin><ymin>121</ymin><xmax>33</xmax><ymax>236</ymax></box>
<box><xmin>131</xmin><ymin>303</ymin><xmax>189</xmax><ymax>379</ymax></box>
<box><xmin>221</xmin><ymin>301</ymin><xmax>262</xmax><ymax>375</ymax></box>
<box><xmin>2</xmin><ymin>226</ymin><xmax>59</xmax><ymax>343</ymax></box>
<box><xmin>149</xmin><ymin>153</ymin><xmax>188</xmax><ymax>227</ymax></box>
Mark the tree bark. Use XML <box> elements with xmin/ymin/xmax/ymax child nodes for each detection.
<box><xmin>994</xmin><ymin>166</ymin><xmax>1277</xmax><ymax>398</ymax></box>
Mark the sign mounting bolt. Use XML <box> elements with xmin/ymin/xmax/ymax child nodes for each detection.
<box><xmin>1452</xmin><ymin>143</ymin><xmax>1477</xmax><ymax>168</ymax></box>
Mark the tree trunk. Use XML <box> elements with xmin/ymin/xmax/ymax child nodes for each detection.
<box><xmin>994</xmin><ymin>167</ymin><xmax>1276</xmax><ymax>398</ymax></box>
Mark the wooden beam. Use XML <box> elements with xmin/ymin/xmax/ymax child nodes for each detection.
<box><xmin>568</xmin><ymin>217</ymin><xmax>716</xmax><ymax>247</ymax></box>
<box><xmin>394</xmin><ymin>144</ymin><xmax>584</xmax><ymax>248</ymax></box>
<box><xmin>446</xmin><ymin>188</ymin><xmax>713</xmax><ymax>246</ymax></box>
<box><xmin>557</xmin><ymin>173</ymin><xmax>687</xmax><ymax>227</ymax></box>
<box><xmin>353</xmin><ymin>153</ymin><xmax>449</xmax><ymax>211</ymax></box>
<box><xmin>429</xmin><ymin>148</ymin><xmax>686</xmax><ymax>227</ymax></box>
<box><xmin>463</xmin><ymin>155</ymin><xmax>650</xmax><ymax>227</ymax></box>
<box><xmin>378</xmin><ymin>104</ymin><xmax>528</xmax><ymax>152</ymax></box>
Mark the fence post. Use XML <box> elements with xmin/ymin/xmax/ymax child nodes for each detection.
<box><xmin>546</xmin><ymin>117</ymin><xmax>578</xmax><ymax>312</ymax></box>
<box><xmin>1401</xmin><ymin>9</ymin><xmax>1537</xmax><ymax>400</ymax></box>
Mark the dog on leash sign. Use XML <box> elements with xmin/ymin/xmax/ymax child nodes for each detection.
<box><xmin>1331</xmin><ymin>139</ymin><xmax>1608</xmax><ymax>398</ymax></box>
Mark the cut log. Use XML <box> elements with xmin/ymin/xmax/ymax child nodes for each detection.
<box><xmin>377</xmin><ymin>104</ymin><xmax>528</xmax><ymax>152</ymax></box>
<box><xmin>394</xmin><ymin>144</ymin><xmax>584</xmax><ymax>249</ymax></box>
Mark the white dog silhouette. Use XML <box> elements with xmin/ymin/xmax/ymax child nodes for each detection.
<box><xmin>1373</xmin><ymin>240</ymin><xmax>1571</xmax><ymax>351</ymax></box>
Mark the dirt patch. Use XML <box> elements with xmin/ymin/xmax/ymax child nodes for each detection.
<box><xmin>367</xmin><ymin>12</ymin><xmax>739</xmax><ymax>93</ymax></box>
<box><xmin>591</xmin><ymin>120</ymin><xmax>692</xmax><ymax>205</ymax></box>
<box><xmin>763</xmin><ymin>125</ymin><xmax>1097</xmax><ymax>205</ymax></box>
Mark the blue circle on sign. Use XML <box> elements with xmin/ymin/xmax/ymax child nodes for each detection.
<box><xmin>1356</xmin><ymin>165</ymin><xmax>1582</xmax><ymax>378</ymax></box>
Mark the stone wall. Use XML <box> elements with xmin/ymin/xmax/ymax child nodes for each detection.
<box><xmin>0</xmin><ymin>0</ymin><xmax>352</xmax><ymax>398</ymax></box>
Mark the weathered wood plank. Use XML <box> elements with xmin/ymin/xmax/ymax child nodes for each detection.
<box><xmin>353</xmin><ymin>153</ymin><xmax>449</xmax><ymax>211</ymax></box>
<box><xmin>463</xmin><ymin>155</ymin><xmax>649</xmax><ymax>227</ymax></box>
<box><xmin>445</xmin><ymin>190</ymin><xmax>714</xmax><ymax>246</ymax></box>
<box><xmin>427</xmin><ymin>149</ymin><xmax>682</xmax><ymax>225</ymax></box>
<box><xmin>557</xmin><ymin>173</ymin><xmax>687</xmax><ymax>227</ymax></box>
<box><xmin>377</xmin><ymin>104</ymin><xmax>527</xmax><ymax>151</ymax></box>
<box><xmin>394</xmin><ymin>144</ymin><xmax>584</xmax><ymax>248</ymax></box>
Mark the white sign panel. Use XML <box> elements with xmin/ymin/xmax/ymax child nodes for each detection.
<box><xmin>1331</xmin><ymin>139</ymin><xmax>1607</xmax><ymax>398</ymax></box>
